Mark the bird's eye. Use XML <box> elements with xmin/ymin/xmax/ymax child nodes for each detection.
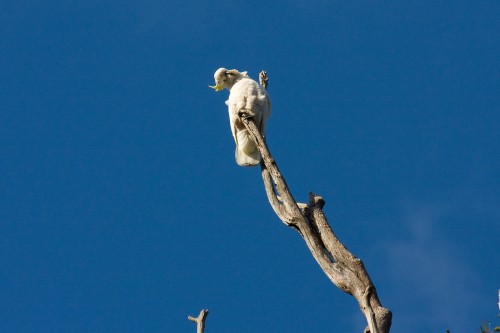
<box><xmin>223</xmin><ymin>78</ymin><xmax>226</xmax><ymax>81</ymax></box>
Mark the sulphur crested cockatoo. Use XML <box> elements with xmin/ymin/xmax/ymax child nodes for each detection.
<box><xmin>210</xmin><ymin>68</ymin><xmax>271</xmax><ymax>166</ymax></box>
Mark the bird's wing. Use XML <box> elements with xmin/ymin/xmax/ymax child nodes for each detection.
<box><xmin>226</xmin><ymin>99</ymin><xmax>239</xmax><ymax>145</ymax></box>
<box><xmin>257</xmin><ymin>88</ymin><xmax>271</xmax><ymax>135</ymax></box>
<box><xmin>227</xmin><ymin>77</ymin><xmax>271</xmax><ymax>142</ymax></box>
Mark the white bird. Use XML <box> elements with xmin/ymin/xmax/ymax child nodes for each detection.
<box><xmin>210</xmin><ymin>68</ymin><xmax>271</xmax><ymax>166</ymax></box>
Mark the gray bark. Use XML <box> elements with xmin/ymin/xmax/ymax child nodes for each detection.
<box><xmin>189</xmin><ymin>70</ymin><xmax>392</xmax><ymax>333</ymax></box>
<box><xmin>188</xmin><ymin>309</ymin><xmax>208</xmax><ymax>333</ymax></box>
<box><xmin>240</xmin><ymin>71</ymin><xmax>392</xmax><ymax>333</ymax></box>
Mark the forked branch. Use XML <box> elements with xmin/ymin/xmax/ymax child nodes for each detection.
<box><xmin>238</xmin><ymin>71</ymin><xmax>393</xmax><ymax>333</ymax></box>
<box><xmin>188</xmin><ymin>309</ymin><xmax>209</xmax><ymax>333</ymax></box>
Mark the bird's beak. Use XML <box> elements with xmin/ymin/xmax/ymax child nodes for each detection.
<box><xmin>208</xmin><ymin>84</ymin><xmax>223</xmax><ymax>91</ymax></box>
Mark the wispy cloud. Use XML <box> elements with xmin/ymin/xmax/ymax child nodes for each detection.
<box><xmin>381</xmin><ymin>202</ymin><xmax>483</xmax><ymax>332</ymax></box>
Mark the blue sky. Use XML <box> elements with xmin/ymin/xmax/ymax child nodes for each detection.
<box><xmin>1</xmin><ymin>1</ymin><xmax>499</xmax><ymax>332</ymax></box>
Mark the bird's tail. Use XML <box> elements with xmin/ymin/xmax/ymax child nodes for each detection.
<box><xmin>235</xmin><ymin>129</ymin><xmax>261</xmax><ymax>166</ymax></box>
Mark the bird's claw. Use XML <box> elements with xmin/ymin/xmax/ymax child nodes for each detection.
<box><xmin>238</xmin><ymin>110</ymin><xmax>255</xmax><ymax>119</ymax></box>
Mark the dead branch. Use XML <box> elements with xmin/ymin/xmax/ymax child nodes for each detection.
<box><xmin>259</xmin><ymin>70</ymin><xmax>269</xmax><ymax>88</ymax></box>
<box><xmin>238</xmin><ymin>71</ymin><xmax>393</xmax><ymax>333</ymax></box>
<box><xmin>188</xmin><ymin>309</ymin><xmax>209</xmax><ymax>333</ymax></box>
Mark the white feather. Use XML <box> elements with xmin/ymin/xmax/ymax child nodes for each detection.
<box><xmin>213</xmin><ymin>68</ymin><xmax>271</xmax><ymax>167</ymax></box>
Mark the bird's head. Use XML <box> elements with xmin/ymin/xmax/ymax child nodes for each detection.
<box><xmin>209</xmin><ymin>68</ymin><xmax>248</xmax><ymax>91</ymax></box>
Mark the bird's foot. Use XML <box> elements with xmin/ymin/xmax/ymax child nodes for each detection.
<box><xmin>238</xmin><ymin>109</ymin><xmax>255</xmax><ymax>119</ymax></box>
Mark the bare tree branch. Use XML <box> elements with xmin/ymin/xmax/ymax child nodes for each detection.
<box><xmin>238</xmin><ymin>71</ymin><xmax>393</xmax><ymax>333</ymax></box>
<box><xmin>188</xmin><ymin>309</ymin><xmax>209</xmax><ymax>333</ymax></box>
<box><xmin>259</xmin><ymin>70</ymin><xmax>269</xmax><ymax>88</ymax></box>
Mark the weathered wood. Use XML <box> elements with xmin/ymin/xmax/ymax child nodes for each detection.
<box><xmin>188</xmin><ymin>309</ymin><xmax>209</xmax><ymax>333</ymax></box>
<box><xmin>238</xmin><ymin>71</ymin><xmax>392</xmax><ymax>333</ymax></box>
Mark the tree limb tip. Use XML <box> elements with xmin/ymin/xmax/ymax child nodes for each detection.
<box><xmin>187</xmin><ymin>309</ymin><xmax>209</xmax><ymax>323</ymax></box>
<box><xmin>259</xmin><ymin>70</ymin><xmax>269</xmax><ymax>88</ymax></box>
<box><xmin>308</xmin><ymin>192</ymin><xmax>325</xmax><ymax>209</ymax></box>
